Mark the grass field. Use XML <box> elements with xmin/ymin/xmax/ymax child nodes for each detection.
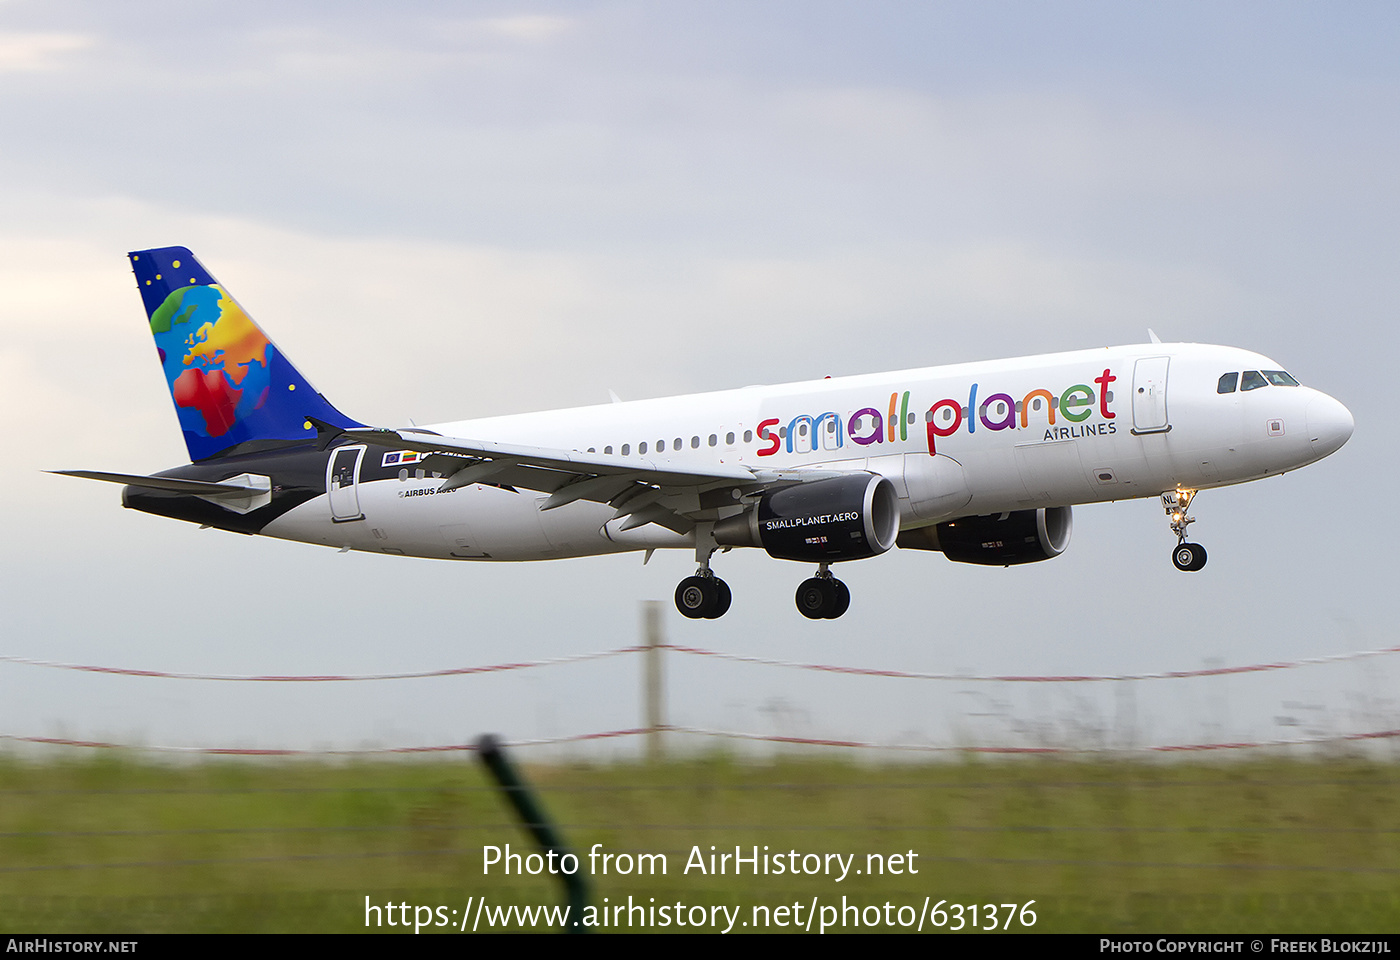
<box><xmin>0</xmin><ymin>749</ymin><xmax>1395</xmax><ymax>933</ymax></box>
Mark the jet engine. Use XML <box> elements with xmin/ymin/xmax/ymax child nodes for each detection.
<box><xmin>897</xmin><ymin>506</ymin><xmax>1072</xmax><ymax>565</ymax></box>
<box><xmin>714</xmin><ymin>473</ymin><xmax>900</xmax><ymax>562</ymax></box>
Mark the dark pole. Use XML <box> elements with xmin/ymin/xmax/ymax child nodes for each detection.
<box><xmin>476</xmin><ymin>734</ymin><xmax>591</xmax><ymax>932</ymax></box>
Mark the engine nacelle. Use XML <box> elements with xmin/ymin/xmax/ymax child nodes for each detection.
<box><xmin>715</xmin><ymin>473</ymin><xmax>900</xmax><ymax>562</ymax></box>
<box><xmin>897</xmin><ymin>506</ymin><xmax>1072</xmax><ymax>565</ymax></box>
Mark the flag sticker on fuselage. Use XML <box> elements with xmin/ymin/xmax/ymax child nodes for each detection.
<box><xmin>382</xmin><ymin>451</ymin><xmax>428</xmax><ymax>467</ymax></box>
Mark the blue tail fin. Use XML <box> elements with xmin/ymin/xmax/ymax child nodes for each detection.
<box><xmin>129</xmin><ymin>246</ymin><xmax>362</xmax><ymax>462</ymax></box>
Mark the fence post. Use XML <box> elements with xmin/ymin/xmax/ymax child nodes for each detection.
<box><xmin>642</xmin><ymin>600</ymin><xmax>666</xmax><ymax>761</ymax></box>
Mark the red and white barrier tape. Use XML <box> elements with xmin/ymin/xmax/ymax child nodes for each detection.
<box><xmin>4</xmin><ymin>726</ymin><xmax>1397</xmax><ymax>757</ymax></box>
<box><xmin>0</xmin><ymin>727</ymin><xmax>651</xmax><ymax>756</ymax></box>
<box><xmin>2</xmin><ymin>641</ymin><xmax>1397</xmax><ymax>684</ymax></box>
<box><xmin>672</xmin><ymin>726</ymin><xmax>1400</xmax><ymax>754</ymax></box>
<box><xmin>0</xmin><ymin>646</ymin><xmax>643</xmax><ymax>682</ymax></box>
<box><xmin>664</xmin><ymin>643</ymin><xmax>1400</xmax><ymax>683</ymax></box>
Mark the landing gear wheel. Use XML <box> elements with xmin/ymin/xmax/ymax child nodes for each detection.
<box><xmin>675</xmin><ymin>575</ymin><xmax>732</xmax><ymax>619</ymax></box>
<box><xmin>795</xmin><ymin>577</ymin><xmax>848</xmax><ymax>619</ymax></box>
<box><xmin>828</xmin><ymin>578</ymin><xmax>850</xmax><ymax>619</ymax></box>
<box><xmin>1172</xmin><ymin>542</ymin><xmax>1207</xmax><ymax>572</ymax></box>
<box><xmin>675</xmin><ymin>576</ymin><xmax>718</xmax><ymax>618</ymax></box>
<box><xmin>709</xmin><ymin>578</ymin><xmax>732</xmax><ymax>618</ymax></box>
<box><xmin>795</xmin><ymin>577</ymin><xmax>835</xmax><ymax>620</ymax></box>
<box><xmin>828</xmin><ymin>579</ymin><xmax>851</xmax><ymax>615</ymax></box>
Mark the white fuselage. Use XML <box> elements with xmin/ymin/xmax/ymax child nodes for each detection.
<box><xmin>262</xmin><ymin>342</ymin><xmax>1353</xmax><ymax>562</ymax></box>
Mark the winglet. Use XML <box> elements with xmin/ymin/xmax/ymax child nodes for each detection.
<box><xmin>1148</xmin><ymin>328</ymin><xmax>1162</xmax><ymax>344</ymax></box>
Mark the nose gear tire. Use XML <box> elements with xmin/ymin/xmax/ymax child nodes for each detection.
<box><xmin>1172</xmin><ymin>542</ymin><xmax>1207</xmax><ymax>572</ymax></box>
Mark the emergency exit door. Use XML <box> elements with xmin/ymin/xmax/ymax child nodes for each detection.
<box><xmin>327</xmin><ymin>445</ymin><xmax>365</xmax><ymax>522</ymax></box>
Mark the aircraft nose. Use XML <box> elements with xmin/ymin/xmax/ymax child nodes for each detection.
<box><xmin>1306</xmin><ymin>392</ymin><xmax>1354</xmax><ymax>460</ymax></box>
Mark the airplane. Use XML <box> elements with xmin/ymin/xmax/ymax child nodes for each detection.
<box><xmin>55</xmin><ymin>246</ymin><xmax>1354</xmax><ymax>620</ymax></box>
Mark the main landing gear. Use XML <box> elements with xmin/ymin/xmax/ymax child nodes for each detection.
<box><xmin>795</xmin><ymin>564</ymin><xmax>850</xmax><ymax>620</ymax></box>
<box><xmin>671</xmin><ymin>528</ymin><xmax>853</xmax><ymax>620</ymax></box>
<box><xmin>674</xmin><ymin>573</ymin><xmax>732</xmax><ymax>619</ymax></box>
<box><xmin>1162</xmin><ymin>487</ymin><xmax>1208</xmax><ymax>572</ymax></box>
<box><xmin>675</xmin><ymin>526</ymin><xmax>732</xmax><ymax>619</ymax></box>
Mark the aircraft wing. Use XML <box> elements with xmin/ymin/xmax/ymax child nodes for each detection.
<box><xmin>340</xmin><ymin>425</ymin><xmax>844</xmax><ymax>534</ymax></box>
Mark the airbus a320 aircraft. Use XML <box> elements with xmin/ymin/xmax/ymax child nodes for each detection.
<box><xmin>57</xmin><ymin>246</ymin><xmax>1354</xmax><ymax>620</ymax></box>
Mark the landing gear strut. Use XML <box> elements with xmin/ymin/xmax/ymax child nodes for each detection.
<box><xmin>1162</xmin><ymin>487</ymin><xmax>1207</xmax><ymax>572</ymax></box>
<box><xmin>795</xmin><ymin>564</ymin><xmax>851</xmax><ymax>620</ymax></box>
<box><xmin>675</xmin><ymin>525</ymin><xmax>733</xmax><ymax>619</ymax></box>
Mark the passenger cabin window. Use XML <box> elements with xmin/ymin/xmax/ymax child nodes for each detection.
<box><xmin>639</xmin><ymin>442</ymin><xmax>647</xmax><ymax>454</ymax></box>
<box><xmin>708</xmin><ymin>434</ymin><xmax>718</xmax><ymax>447</ymax></box>
<box><xmin>1263</xmin><ymin>370</ymin><xmax>1300</xmax><ymax>386</ymax></box>
<box><xmin>691</xmin><ymin>436</ymin><xmax>700</xmax><ymax>449</ymax></box>
<box><xmin>604</xmin><ymin>445</ymin><xmax>613</xmax><ymax>454</ymax></box>
<box><xmin>726</xmin><ymin>431</ymin><xmax>735</xmax><ymax>445</ymax></box>
<box><xmin>1218</xmin><ymin>372</ymin><xmax>1239</xmax><ymax>394</ymax></box>
<box><xmin>743</xmin><ymin>429</ymin><xmax>752</xmax><ymax>443</ymax></box>
<box><xmin>1241</xmin><ymin>370</ymin><xmax>1267</xmax><ymax>391</ymax></box>
<box><xmin>621</xmin><ymin>444</ymin><xmax>630</xmax><ymax>455</ymax></box>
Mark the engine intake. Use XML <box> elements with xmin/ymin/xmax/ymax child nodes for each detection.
<box><xmin>715</xmin><ymin>473</ymin><xmax>899</xmax><ymax>562</ymax></box>
<box><xmin>897</xmin><ymin>506</ymin><xmax>1072</xmax><ymax>565</ymax></box>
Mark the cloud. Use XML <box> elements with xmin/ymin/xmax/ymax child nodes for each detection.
<box><xmin>478</xmin><ymin>15</ymin><xmax>573</xmax><ymax>43</ymax></box>
<box><xmin>0</xmin><ymin>32</ymin><xmax>93</xmax><ymax>71</ymax></box>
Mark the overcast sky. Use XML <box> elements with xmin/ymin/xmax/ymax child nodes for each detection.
<box><xmin>1</xmin><ymin>1</ymin><xmax>1396</xmax><ymax>755</ymax></box>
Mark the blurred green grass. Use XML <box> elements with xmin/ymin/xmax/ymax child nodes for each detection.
<box><xmin>0</xmin><ymin>750</ymin><xmax>1395</xmax><ymax>932</ymax></box>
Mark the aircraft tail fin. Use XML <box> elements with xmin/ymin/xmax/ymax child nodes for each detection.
<box><xmin>128</xmin><ymin>246</ymin><xmax>362</xmax><ymax>462</ymax></box>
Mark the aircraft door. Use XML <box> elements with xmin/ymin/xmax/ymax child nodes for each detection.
<box><xmin>327</xmin><ymin>445</ymin><xmax>365</xmax><ymax>522</ymax></box>
<box><xmin>1132</xmin><ymin>357</ymin><xmax>1171</xmax><ymax>434</ymax></box>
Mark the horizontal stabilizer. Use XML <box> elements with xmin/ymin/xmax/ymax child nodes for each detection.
<box><xmin>52</xmin><ymin>470</ymin><xmax>257</xmax><ymax>494</ymax></box>
<box><xmin>50</xmin><ymin>470</ymin><xmax>273</xmax><ymax>514</ymax></box>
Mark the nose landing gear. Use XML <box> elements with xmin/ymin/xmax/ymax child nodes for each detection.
<box><xmin>795</xmin><ymin>564</ymin><xmax>851</xmax><ymax>620</ymax></box>
<box><xmin>1162</xmin><ymin>487</ymin><xmax>1207</xmax><ymax>572</ymax></box>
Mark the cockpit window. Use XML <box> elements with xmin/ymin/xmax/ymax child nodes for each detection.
<box><xmin>1262</xmin><ymin>370</ymin><xmax>1299</xmax><ymax>386</ymax></box>
<box><xmin>1217</xmin><ymin>372</ymin><xmax>1238</xmax><ymax>394</ymax></box>
<box><xmin>1240</xmin><ymin>370</ymin><xmax>1268</xmax><ymax>391</ymax></box>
